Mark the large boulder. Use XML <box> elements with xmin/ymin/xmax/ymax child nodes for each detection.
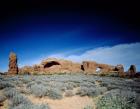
<box><xmin>8</xmin><ymin>52</ymin><xmax>18</xmax><ymax>75</ymax></box>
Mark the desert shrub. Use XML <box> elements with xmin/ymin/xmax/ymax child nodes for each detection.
<box><xmin>0</xmin><ymin>95</ymin><xmax>6</xmax><ymax>102</ymax></box>
<box><xmin>21</xmin><ymin>75</ymin><xmax>36</xmax><ymax>84</ymax></box>
<box><xmin>22</xmin><ymin>76</ymin><xmax>32</xmax><ymax>84</ymax></box>
<box><xmin>76</xmin><ymin>86</ymin><xmax>90</xmax><ymax>96</ymax></box>
<box><xmin>10</xmin><ymin>103</ymin><xmax>31</xmax><ymax>109</ymax></box>
<box><xmin>48</xmin><ymin>82</ymin><xmax>64</xmax><ymax>90</ymax></box>
<box><xmin>18</xmin><ymin>88</ymin><xmax>31</xmax><ymax>95</ymax></box>
<box><xmin>95</xmin><ymin>87</ymin><xmax>108</xmax><ymax>95</ymax></box>
<box><xmin>83</xmin><ymin>105</ymin><xmax>93</xmax><ymax>109</ymax></box>
<box><xmin>80</xmin><ymin>81</ymin><xmax>96</xmax><ymax>88</ymax></box>
<box><xmin>10</xmin><ymin>94</ymin><xmax>30</xmax><ymax>107</ymax></box>
<box><xmin>5</xmin><ymin>76</ymin><xmax>16</xmax><ymax>81</ymax></box>
<box><xmin>4</xmin><ymin>88</ymin><xmax>31</xmax><ymax>109</ymax></box>
<box><xmin>111</xmin><ymin>89</ymin><xmax>136</xmax><ymax>98</ymax></box>
<box><xmin>76</xmin><ymin>86</ymin><xmax>107</xmax><ymax>97</ymax></box>
<box><xmin>31</xmin><ymin>104</ymin><xmax>50</xmax><ymax>109</ymax></box>
<box><xmin>97</xmin><ymin>95</ymin><xmax>136</xmax><ymax>109</ymax></box>
<box><xmin>63</xmin><ymin>82</ymin><xmax>77</xmax><ymax>90</ymax></box>
<box><xmin>65</xmin><ymin>90</ymin><xmax>74</xmax><ymax>97</ymax></box>
<box><xmin>29</xmin><ymin>84</ymin><xmax>49</xmax><ymax>98</ymax></box>
<box><xmin>47</xmin><ymin>88</ymin><xmax>62</xmax><ymax>99</ymax></box>
<box><xmin>136</xmin><ymin>94</ymin><xmax>140</xmax><ymax>109</ymax></box>
<box><xmin>76</xmin><ymin>86</ymin><xmax>97</xmax><ymax>96</ymax></box>
<box><xmin>36</xmin><ymin>80</ymin><xmax>43</xmax><ymax>84</ymax></box>
<box><xmin>50</xmin><ymin>74</ymin><xmax>85</xmax><ymax>83</ymax></box>
<box><xmin>105</xmin><ymin>83</ymin><xmax>121</xmax><ymax>90</ymax></box>
<box><xmin>29</xmin><ymin>83</ymin><xmax>62</xmax><ymax>99</ymax></box>
<box><xmin>100</xmin><ymin>82</ymin><xmax>108</xmax><ymax>87</ymax></box>
<box><xmin>0</xmin><ymin>76</ymin><xmax>4</xmax><ymax>80</ymax></box>
<box><xmin>34</xmin><ymin>104</ymin><xmax>50</xmax><ymax>109</ymax></box>
<box><xmin>4</xmin><ymin>88</ymin><xmax>19</xmax><ymax>98</ymax></box>
<box><xmin>0</xmin><ymin>81</ymin><xmax>15</xmax><ymax>89</ymax></box>
<box><xmin>26</xmin><ymin>81</ymin><xmax>36</xmax><ymax>89</ymax></box>
<box><xmin>4</xmin><ymin>86</ymin><xmax>49</xmax><ymax>109</ymax></box>
<box><xmin>97</xmin><ymin>89</ymin><xmax>137</xmax><ymax>109</ymax></box>
<box><xmin>4</xmin><ymin>88</ymin><xmax>31</xmax><ymax>108</ymax></box>
<box><xmin>13</xmin><ymin>104</ymin><xmax>50</xmax><ymax>109</ymax></box>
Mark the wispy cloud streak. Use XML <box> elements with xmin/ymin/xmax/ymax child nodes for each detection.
<box><xmin>48</xmin><ymin>42</ymin><xmax>140</xmax><ymax>71</ymax></box>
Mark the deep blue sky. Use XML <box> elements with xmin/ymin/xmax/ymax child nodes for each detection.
<box><xmin>0</xmin><ymin>1</ymin><xmax>140</xmax><ymax>72</ymax></box>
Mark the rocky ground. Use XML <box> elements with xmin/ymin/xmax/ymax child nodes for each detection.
<box><xmin>0</xmin><ymin>74</ymin><xmax>140</xmax><ymax>109</ymax></box>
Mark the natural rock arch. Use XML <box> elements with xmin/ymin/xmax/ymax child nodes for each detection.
<box><xmin>96</xmin><ymin>67</ymin><xmax>102</xmax><ymax>72</ymax></box>
<box><xmin>44</xmin><ymin>61</ymin><xmax>60</xmax><ymax>68</ymax></box>
<box><xmin>81</xmin><ymin>65</ymin><xmax>84</xmax><ymax>71</ymax></box>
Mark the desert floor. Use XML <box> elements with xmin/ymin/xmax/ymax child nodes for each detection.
<box><xmin>0</xmin><ymin>74</ymin><xmax>140</xmax><ymax>109</ymax></box>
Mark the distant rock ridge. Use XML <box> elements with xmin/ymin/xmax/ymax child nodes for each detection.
<box><xmin>7</xmin><ymin>52</ymin><xmax>139</xmax><ymax>78</ymax></box>
<box><xmin>18</xmin><ymin>57</ymin><xmax>126</xmax><ymax>77</ymax></box>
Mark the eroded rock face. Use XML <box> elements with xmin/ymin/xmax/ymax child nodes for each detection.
<box><xmin>19</xmin><ymin>66</ymin><xmax>33</xmax><ymax>74</ymax></box>
<box><xmin>41</xmin><ymin>58</ymin><xmax>83</xmax><ymax>74</ymax></box>
<box><xmin>128</xmin><ymin>65</ymin><xmax>136</xmax><ymax>77</ymax></box>
<box><xmin>8</xmin><ymin>52</ymin><xmax>18</xmax><ymax>75</ymax></box>
<box><xmin>82</xmin><ymin>61</ymin><xmax>114</xmax><ymax>74</ymax></box>
<box><xmin>18</xmin><ymin>57</ymin><xmax>137</xmax><ymax>77</ymax></box>
<box><xmin>114</xmin><ymin>64</ymin><xmax>125</xmax><ymax>77</ymax></box>
<box><xmin>97</xmin><ymin>63</ymin><xmax>113</xmax><ymax>74</ymax></box>
<box><xmin>82</xmin><ymin>61</ymin><xmax>97</xmax><ymax>74</ymax></box>
<box><xmin>19</xmin><ymin>58</ymin><xmax>83</xmax><ymax>74</ymax></box>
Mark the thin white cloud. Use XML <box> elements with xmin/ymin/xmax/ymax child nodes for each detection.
<box><xmin>48</xmin><ymin>42</ymin><xmax>140</xmax><ymax>71</ymax></box>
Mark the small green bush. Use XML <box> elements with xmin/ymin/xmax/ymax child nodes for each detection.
<box><xmin>29</xmin><ymin>84</ymin><xmax>49</xmax><ymax>98</ymax></box>
<box><xmin>65</xmin><ymin>90</ymin><xmax>74</xmax><ymax>97</ymax></box>
<box><xmin>97</xmin><ymin>94</ymin><xmax>136</xmax><ymax>109</ymax></box>
<box><xmin>76</xmin><ymin>86</ymin><xmax>107</xmax><ymax>97</ymax></box>
<box><xmin>47</xmin><ymin>88</ymin><xmax>62</xmax><ymax>99</ymax></box>
<box><xmin>0</xmin><ymin>81</ymin><xmax>15</xmax><ymax>89</ymax></box>
<box><xmin>4</xmin><ymin>88</ymin><xmax>31</xmax><ymax>108</ymax></box>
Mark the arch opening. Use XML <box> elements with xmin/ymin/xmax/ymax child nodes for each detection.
<box><xmin>81</xmin><ymin>65</ymin><xmax>84</xmax><ymax>71</ymax></box>
<box><xmin>44</xmin><ymin>61</ymin><xmax>60</xmax><ymax>68</ymax></box>
<box><xmin>96</xmin><ymin>67</ymin><xmax>102</xmax><ymax>73</ymax></box>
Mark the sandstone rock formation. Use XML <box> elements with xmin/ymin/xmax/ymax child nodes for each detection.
<box><xmin>18</xmin><ymin>66</ymin><xmax>34</xmax><ymax>75</ymax></box>
<box><xmin>19</xmin><ymin>57</ymin><xmax>126</xmax><ymax>76</ymax></box>
<box><xmin>41</xmin><ymin>58</ymin><xmax>82</xmax><ymax>74</ymax></box>
<box><xmin>17</xmin><ymin>56</ymin><xmax>138</xmax><ymax>78</ymax></box>
<box><xmin>19</xmin><ymin>58</ymin><xmax>83</xmax><ymax>74</ymax></box>
<box><xmin>8</xmin><ymin>52</ymin><xmax>18</xmax><ymax>75</ymax></box>
<box><xmin>82</xmin><ymin>61</ymin><xmax>114</xmax><ymax>74</ymax></box>
<box><xmin>114</xmin><ymin>64</ymin><xmax>125</xmax><ymax>77</ymax></box>
<box><xmin>128</xmin><ymin>65</ymin><xmax>136</xmax><ymax>77</ymax></box>
<box><xmin>82</xmin><ymin>61</ymin><xmax>97</xmax><ymax>74</ymax></box>
<box><xmin>97</xmin><ymin>63</ymin><xmax>114</xmax><ymax>74</ymax></box>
